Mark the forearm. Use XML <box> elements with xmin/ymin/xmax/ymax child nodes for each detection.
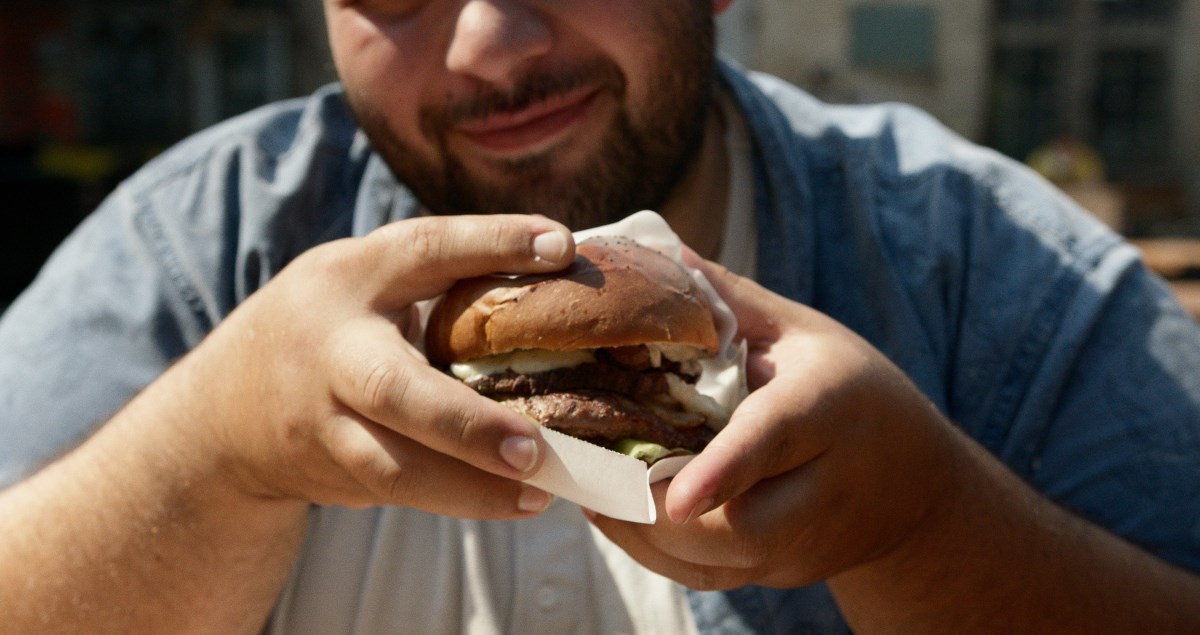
<box><xmin>0</xmin><ymin>367</ymin><xmax>308</xmax><ymax>633</ymax></box>
<box><xmin>830</xmin><ymin>425</ymin><xmax>1200</xmax><ymax>632</ymax></box>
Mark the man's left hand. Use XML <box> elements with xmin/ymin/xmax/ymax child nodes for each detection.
<box><xmin>586</xmin><ymin>255</ymin><xmax>963</xmax><ymax>590</ymax></box>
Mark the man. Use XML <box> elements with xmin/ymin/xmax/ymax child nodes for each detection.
<box><xmin>1</xmin><ymin>0</ymin><xmax>1198</xmax><ymax>631</ymax></box>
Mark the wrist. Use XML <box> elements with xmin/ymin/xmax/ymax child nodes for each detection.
<box><xmin>826</xmin><ymin>420</ymin><xmax>987</xmax><ymax>626</ymax></box>
<box><xmin>107</xmin><ymin>357</ymin><xmax>311</xmax><ymax>530</ymax></box>
<box><xmin>3</xmin><ymin>367</ymin><xmax>309</xmax><ymax>632</ymax></box>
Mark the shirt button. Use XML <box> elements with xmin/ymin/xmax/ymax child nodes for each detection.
<box><xmin>536</xmin><ymin>585</ymin><xmax>559</xmax><ymax>610</ymax></box>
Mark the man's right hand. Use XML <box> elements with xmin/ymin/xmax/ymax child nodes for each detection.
<box><xmin>0</xmin><ymin>215</ymin><xmax>575</xmax><ymax>632</ymax></box>
<box><xmin>172</xmin><ymin>214</ymin><xmax>575</xmax><ymax>518</ymax></box>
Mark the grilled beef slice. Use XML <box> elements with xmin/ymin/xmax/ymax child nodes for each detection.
<box><xmin>500</xmin><ymin>392</ymin><xmax>714</xmax><ymax>453</ymax></box>
<box><xmin>462</xmin><ymin>346</ymin><xmax>713</xmax><ymax>452</ymax></box>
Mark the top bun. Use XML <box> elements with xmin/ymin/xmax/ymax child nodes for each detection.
<box><xmin>425</xmin><ymin>236</ymin><xmax>719</xmax><ymax>364</ymax></box>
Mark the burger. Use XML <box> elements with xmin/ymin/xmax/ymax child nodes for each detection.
<box><xmin>425</xmin><ymin>236</ymin><xmax>729</xmax><ymax>463</ymax></box>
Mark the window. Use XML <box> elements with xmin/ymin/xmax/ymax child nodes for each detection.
<box><xmin>988</xmin><ymin>0</ymin><xmax>1176</xmax><ymax>183</ymax></box>
<box><xmin>1094</xmin><ymin>48</ymin><xmax>1169</xmax><ymax>173</ymax></box>
<box><xmin>990</xmin><ymin>46</ymin><xmax>1060</xmax><ymax>164</ymax></box>
<box><xmin>996</xmin><ymin>0</ymin><xmax>1065</xmax><ymax>20</ymax></box>
<box><xmin>1098</xmin><ymin>0</ymin><xmax>1173</xmax><ymax>21</ymax></box>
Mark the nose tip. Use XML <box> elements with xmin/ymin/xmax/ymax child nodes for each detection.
<box><xmin>445</xmin><ymin>0</ymin><xmax>553</xmax><ymax>87</ymax></box>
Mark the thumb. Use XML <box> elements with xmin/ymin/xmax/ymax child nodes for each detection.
<box><xmin>664</xmin><ymin>376</ymin><xmax>828</xmax><ymax>524</ymax></box>
<box><xmin>690</xmin><ymin>257</ymin><xmax>801</xmax><ymax>341</ymax></box>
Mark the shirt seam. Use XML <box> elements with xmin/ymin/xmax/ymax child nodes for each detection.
<box><xmin>976</xmin><ymin>225</ymin><xmax>1125</xmax><ymax>459</ymax></box>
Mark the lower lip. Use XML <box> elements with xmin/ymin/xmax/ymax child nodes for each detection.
<box><xmin>455</xmin><ymin>91</ymin><xmax>599</xmax><ymax>157</ymax></box>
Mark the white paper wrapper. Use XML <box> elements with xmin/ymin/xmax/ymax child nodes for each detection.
<box><xmin>422</xmin><ymin>211</ymin><xmax>747</xmax><ymax>524</ymax></box>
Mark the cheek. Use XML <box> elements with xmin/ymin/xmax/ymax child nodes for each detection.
<box><xmin>328</xmin><ymin>13</ymin><xmax>437</xmax><ymax>133</ymax></box>
<box><xmin>569</xmin><ymin>4</ymin><xmax>697</xmax><ymax>119</ymax></box>
<box><xmin>328</xmin><ymin>11</ymin><xmax>383</xmax><ymax>83</ymax></box>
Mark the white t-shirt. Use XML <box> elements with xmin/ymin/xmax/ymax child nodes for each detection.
<box><xmin>267</xmin><ymin>94</ymin><xmax>757</xmax><ymax>634</ymax></box>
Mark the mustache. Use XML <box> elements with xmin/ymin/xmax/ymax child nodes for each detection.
<box><xmin>424</xmin><ymin>59</ymin><xmax>626</xmax><ymax>130</ymax></box>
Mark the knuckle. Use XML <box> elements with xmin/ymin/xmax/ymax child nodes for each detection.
<box><xmin>361</xmin><ymin>358</ymin><xmax>411</xmax><ymax>414</ymax></box>
<box><xmin>765</xmin><ymin>430</ymin><xmax>799</xmax><ymax>471</ymax></box>
<box><xmin>721</xmin><ymin>502</ymin><xmax>772</xmax><ymax>569</ymax></box>
<box><xmin>375</xmin><ymin>459</ymin><xmax>419</xmax><ymax>501</ymax></box>
<box><xmin>333</xmin><ymin>430</ymin><xmax>418</xmax><ymax>502</ymax></box>
<box><xmin>275</xmin><ymin>413</ymin><xmax>312</xmax><ymax>467</ymax></box>
<box><xmin>729</xmin><ymin>534</ymin><xmax>770</xmax><ymax>570</ymax></box>
<box><xmin>484</xmin><ymin>221</ymin><xmax>524</xmax><ymax>255</ymax></box>
<box><xmin>353</xmin><ymin>455</ymin><xmax>411</xmax><ymax>501</ymax></box>
<box><xmin>484</xmin><ymin>488</ymin><xmax>529</xmax><ymax>520</ymax></box>
<box><xmin>450</xmin><ymin>402</ymin><xmax>484</xmax><ymax>445</ymax></box>
<box><xmin>302</xmin><ymin>237</ymin><xmax>361</xmax><ymax>280</ymax></box>
<box><xmin>399</xmin><ymin>218</ymin><xmax>447</xmax><ymax>263</ymax></box>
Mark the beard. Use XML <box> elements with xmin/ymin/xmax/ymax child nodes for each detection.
<box><xmin>345</xmin><ymin>4</ymin><xmax>716</xmax><ymax>230</ymax></box>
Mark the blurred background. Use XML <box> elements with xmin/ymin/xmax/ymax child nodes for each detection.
<box><xmin>3</xmin><ymin>0</ymin><xmax>1199</xmax><ymax>313</ymax></box>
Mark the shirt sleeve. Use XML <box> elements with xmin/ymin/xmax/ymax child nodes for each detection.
<box><xmin>908</xmin><ymin>146</ymin><xmax>1200</xmax><ymax>574</ymax></box>
<box><xmin>1015</xmin><ymin>250</ymin><xmax>1200</xmax><ymax>571</ymax></box>
<box><xmin>941</xmin><ymin>178</ymin><xmax>1200</xmax><ymax>572</ymax></box>
<box><xmin>0</xmin><ymin>185</ymin><xmax>214</xmax><ymax>488</ymax></box>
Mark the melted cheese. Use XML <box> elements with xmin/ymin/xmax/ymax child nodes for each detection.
<box><xmin>450</xmin><ymin>344</ymin><xmax>709</xmax><ymax>381</ymax></box>
<box><xmin>646</xmin><ymin>343</ymin><xmax>706</xmax><ymax>366</ymax></box>
<box><xmin>450</xmin><ymin>345</ymin><xmax>729</xmax><ymax>430</ymax></box>
<box><xmin>450</xmin><ymin>349</ymin><xmax>597</xmax><ymax>381</ymax></box>
<box><xmin>665</xmin><ymin>373</ymin><xmax>730</xmax><ymax>430</ymax></box>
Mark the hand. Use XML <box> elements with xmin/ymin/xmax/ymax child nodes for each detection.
<box><xmin>160</xmin><ymin>215</ymin><xmax>575</xmax><ymax>519</ymax></box>
<box><xmin>587</xmin><ymin>256</ymin><xmax>962</xmax><ymax>589</ymax></box>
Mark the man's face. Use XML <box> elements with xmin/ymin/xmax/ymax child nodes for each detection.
<box><xmin>324</xmin><ymin>0</ymin><xmax>716</xmax><ymax>229</ymax></box>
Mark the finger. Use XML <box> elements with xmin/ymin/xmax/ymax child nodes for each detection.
<box><xmin>354</xmin><ymin>215</ymin><xmax>576</xmax><ymax>306</ymax></box>
<box><xmin>678</xmin><ymin>243</ymin><xmax>705</xmax><ymax>270</ymax></box>
<box><xmin>329</xmin><ymin>319</ymin><xmax>547</xmax><ymax>480</ymax></box>
<box><xmin>588</xmin><ymin>527</ymin><xmax>755</xmax><ymax>591</ymax></box>
<box><xmin>590</xmin><ymin>468</ymin><xmax>838</xmax><ymax>589</ymax></box>
<box><xmin>662</xmin><ymin>376</ymin><xmax>829</xmax><ymax>524</ymax></box>
<box><xmin>586</xmin><ymin>494</ymin><xmax>760</xmax><ymax>591</ymax></box>
<box><xmin>322</xmin><ymin>411</ymin><xmax>553</xmax><ymax>519</ymax></box>
<box><xmin>689</xmin><ymin>257</ymin><xmax>805</xmax><ymax>341</ymax></box>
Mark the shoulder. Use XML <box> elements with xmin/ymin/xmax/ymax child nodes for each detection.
<box><xmin>14</xmin><ymin>84</ymin><xmax>376</xmax><ymax>344</ymax></box>
<box><xmin>0</xmin><ymin>87</ymin><xmax>371</xmax><ymax>486</ymax></box>
<box><xmin>725</xmin><ymin>63</ymin><xmax>1121</xmax><ymax>277</ymax></box>
<box><xmin>111</xmin><ymin>84</ymin><xmax>371</xmax><ymax>243</ymax></box>
<box><xmin>735</xmin><ymin>68</ymin><xmax>971</xmax><ymax>170</ymax></box>
<box><xmin>101</xmin><ymin>84</ymin><xmax>368</xmax><ymax>306</ymax></box>
<box><xmin>739</xmin><ymin>66</ymin><xmax>1045</xmax><ymax>202</ymax></box>
<box><xmin>722</xmin><ymin>64</ymin><xmax>1200</xmax><ymax>573</ymax></box>
<box><xmin>723</xmin><ymin>63</ymin><xmax>1149</xmax><ymax>434</ymax></box>
<box><xmin>122</xmin><ymin>83</ymin><xmax>361</xmax><ymax>198</ymax></box>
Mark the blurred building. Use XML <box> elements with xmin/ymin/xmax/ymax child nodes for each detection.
<box><xmin>726</xmin><ymin>0</ymin><xmax>1200</xmax><ymax>237</ymax></box>
<box><xmin>3</xmin><ymin>0</ymin><xmax>1199</xmax><ymax>305</ymax></box>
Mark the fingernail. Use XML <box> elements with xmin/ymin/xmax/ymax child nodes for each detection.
<box><xmin>518</xmin><ymin>486</ymin><xmax>553</xmax><ymax>513</ymax></box>
<box><xmin>532</xmin><ymin>230</ymin><xmax>569</xmax><ymax>263</ymax></box>
<box><xmin>500</xmin><ymin>435</ymin><xmax>539</xmax><ymax>473</ymax></box>
<box><xmin>683</xmin><ymin>498</ymin><xmax>715</xmax><ymax>525</ymax></box>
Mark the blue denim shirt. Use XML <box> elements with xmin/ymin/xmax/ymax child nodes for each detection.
<box><xmin>2</xmin><ymin>61</ymin><xmax>1198</xmax><ymax>632</ymax></box>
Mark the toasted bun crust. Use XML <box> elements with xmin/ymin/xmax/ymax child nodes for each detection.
<box><xmin>426</xmin><ymin>236</ymin><xmax>719</xmax><ymax>364</ymax></box>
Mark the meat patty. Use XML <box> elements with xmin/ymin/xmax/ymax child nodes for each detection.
<box><xmin>466</xmin><ymin>345</ymin><xmax>699</xmax><ymax>400</ymax></box>
<box><xmin>467</xmin><ymin>363</ymin><xmax>670</xmax><ymax>400</ymax></box>
<box><xmin>501</xmin><ymin>391</ymin><xmax>714</xmax><ymax>453</ymax></box>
